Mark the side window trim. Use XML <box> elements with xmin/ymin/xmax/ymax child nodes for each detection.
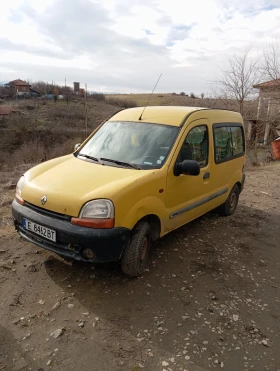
<box><xmin>213</xmin><ymin>123</ymin><xmax>245</xmax><ymax>164</ymax></box>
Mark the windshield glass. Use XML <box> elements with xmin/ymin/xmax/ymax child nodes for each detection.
<box><xmin>78</xmin><ymin>121</ymin><xmax>179</xmax><ymax>169</ymax></box>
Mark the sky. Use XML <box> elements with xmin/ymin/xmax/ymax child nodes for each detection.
<box><xmin>0</xmin><ymin>0</ymin><xmax>280</xmax><ymax>94</ymax></box>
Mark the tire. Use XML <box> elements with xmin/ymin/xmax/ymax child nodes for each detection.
<box><xmin>121</xmin><ymin>221</ymin><xmax>151</xmax><ymax>277</ymax></box>
<box><xmin>217</xmin><ymin>184</ymin><xmax>240</xmax><ymax>216</ymax></box>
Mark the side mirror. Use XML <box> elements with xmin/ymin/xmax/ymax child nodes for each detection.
<box><xmin>174</xmin><ymin>160</ymin><xmax>200</xmax><ymax>176</ymax></box>
<box><xmin>74</xmin><ymin>143</ymin><xmax>81</xmax><ymax>152</ymax></box>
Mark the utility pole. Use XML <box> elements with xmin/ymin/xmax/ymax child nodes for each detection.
<box><xmin>85</xmin><ymin>83</ymin><xmax>88</xmax><ymax>139</ymax></box>
<box><xmin>65</xmin><ymin>78</ymin><xmax>66</xmax><ymax>87</ymax></box>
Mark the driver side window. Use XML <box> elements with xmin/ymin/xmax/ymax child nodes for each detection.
<box><xmin>177</xmin><ymin>125</ymin><xmax>208</xmax><ymax>167</ymax></box>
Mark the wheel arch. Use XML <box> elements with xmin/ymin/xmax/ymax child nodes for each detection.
<box><xmin>133</xmin><ymin>214</ymin><xmax>161</xmax><ymax>241</ymax></box>
<box><xmin>236</xmin><ymin>181</ymin><xmax>242</xmax><ymax>193</ymax></box>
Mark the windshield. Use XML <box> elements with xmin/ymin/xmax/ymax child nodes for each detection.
<box><xmin>77</xmin><ymin>121</ymin><xmax>179</xmax><ymax>169</ymax></box>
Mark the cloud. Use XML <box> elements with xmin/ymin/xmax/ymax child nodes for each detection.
<box><xmin>1</xmin><ymin>0</ymin><xmax>280</xmax><ymax>94</ymax></box>
<box><xmin>0</xmin><ymin>38</ymin><xmax>71</xmax><ymax>59</ymax></box>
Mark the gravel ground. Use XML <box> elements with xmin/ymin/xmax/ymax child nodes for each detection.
<box><xmin>0</xmin><ymin>163</ymin><xmax>279</xmax><ymax>371</ymax></box>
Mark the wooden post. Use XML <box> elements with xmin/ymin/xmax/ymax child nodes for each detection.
<box><xmin>264</xmin><ymin>122</ymin><xmax>271</xmax><ymax>145</ymax></box>
<box><xmin>247</xmin><ymin>120</ymin><xmax>253</xmax><ymax>141</ymax></box>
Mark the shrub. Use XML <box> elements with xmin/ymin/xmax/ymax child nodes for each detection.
<box><xmin>48</xmin><ymin>106</ymin><xmax>84</xmax><ymax>120</ymax></box>
<box><xmin>12</xmin><ymin>139</ymin><xmax>46</xmax><ymax>164</ymax></box>
<box><xmin>106</xmin><ymin>97</ymin><xmax>137</xmax><ymax>108</ymax></box>
<box><xmin>90</xmin><ymin>93</ymin><xmax>105</xmax><ymax>102</ymax></box>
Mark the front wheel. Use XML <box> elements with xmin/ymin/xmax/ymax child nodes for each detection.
<box><xmin>217</xmin><ymin>184</ymin><xmax>240</xmax><ymax>216</ymax></box>
<box><xmin>121</xmin><ymin>221</ymin><xmax>151</xmax><ymax>277</ymax></box>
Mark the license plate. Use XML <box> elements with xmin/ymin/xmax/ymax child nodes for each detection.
<box><xmin>23</xmin><ymin>218</ymin><xmax>56</xmax><ymax>242</ymax></box>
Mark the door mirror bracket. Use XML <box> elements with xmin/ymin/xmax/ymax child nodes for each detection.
<box><xmin>74</xmin><ymin>143</ymin><xmax>81</xmax><ymax>152</ymax></box>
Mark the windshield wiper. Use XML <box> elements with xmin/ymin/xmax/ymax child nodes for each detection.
<box><xmin>100</xmin><ymin>158</ymin><xmax>141</xmax><ymax>170</ymax></box>
<box><xmin>78</xmin><ymin>153</ymin><xmax>103</xmax><ymax>165</ymax></box>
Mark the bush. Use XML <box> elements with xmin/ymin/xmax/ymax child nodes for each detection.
<box><xmin>91</xmin><ymin>93</ymin><xmax>105</xmax><ymax>102</ymax></box>
<box><xmin>19</xmin><ymin>103</ymin><xmax>36</xmax><ymax>110</ymax></box>
<box><xmin>12</xmin><ymin>139</ymin><xmax>46</xmax><ymax>164</ymax></box>
<box><xmin>106</xmin><ymin>97</ymin><xmax>137</xmax><ymax>108</ymax></box>
<box><xmin>48</xmin><ymin>106</ymin><xmax>84</xmax><ymax>120</ymax></box>
<box><xmin>49</xmin><ymin>136</ymin><xmax>84</xmax><ymax>159</ymax></box>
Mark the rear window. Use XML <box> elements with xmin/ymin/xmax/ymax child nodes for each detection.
<box><xmin>213</xmin><ymin>124</ymin><xmax>245</xmax><ymax>163</ymax></box>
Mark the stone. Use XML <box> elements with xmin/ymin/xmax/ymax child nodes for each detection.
<box><xmin>50</xmin><ymin>329</ymin><xmax>63</xmax><ymax>339</ymax></box>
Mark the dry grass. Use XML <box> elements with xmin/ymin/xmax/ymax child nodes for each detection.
<box><xmin>105</xmin><ymin>96</ymin><xmax>137</xmax><ymax>108</ymax></box>
<box><xmin>105</xmin><ymin>93</ymin><xmax>258</xmax><ymax>119</ymax></box>
<box><xmin>0</xmin><ymin>94</ymin><xmax>260</xmax><ymax>168</ymax></box>
<box><xmin>0</xmin><ymin>163</ymin><xmax>32</xmax><ymax>227</ymax></box>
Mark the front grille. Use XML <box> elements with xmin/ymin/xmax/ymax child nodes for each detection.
<box><xmin>24</xmin><ymin>201</ymin><xmax>71</xmax><ymax>221</ymax></box>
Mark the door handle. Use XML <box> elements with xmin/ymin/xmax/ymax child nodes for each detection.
<box><xmin>203</xmin><ymin>172</ymin><xmax>210</xmax><ymax>180</ymax></box>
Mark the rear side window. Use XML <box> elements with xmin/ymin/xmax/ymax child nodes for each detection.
<box><xmin>213</xmin><ymin>124</ymin><xmax>245</xmax><ymax>163</ymax></box>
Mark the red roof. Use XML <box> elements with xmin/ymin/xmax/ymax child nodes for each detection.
<box><xmin>253</xmin><ymin>78</ymin><xmax>280</xmax><ymax>89</ymax></box>
<box><xmin>8</xmin><ymin>79</ymin><xmax>30</xmax><ymax>87</ymax></box>
<box><xmin>0</xmin><ymin>106</ymin><xmax>19</xmax><ymax>115</ymax></box>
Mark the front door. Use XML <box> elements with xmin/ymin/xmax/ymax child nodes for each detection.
<box><xmin>165</xmin><ymin>119</ymin><xmax>215</xmax><ymax>232</ymax></box>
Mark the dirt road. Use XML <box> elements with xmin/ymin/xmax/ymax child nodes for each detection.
<box><xmin>0</xmin><ymin>164</ymin><xmax>280</xmax><ymax>371</ymax></box>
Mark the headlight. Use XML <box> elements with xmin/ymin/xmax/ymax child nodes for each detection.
<box><xmin>80</xmin><ymin>199</ymin><xmax>114</xmax><ymax>219</ymax></box>
<box><xmin>16</xmin><ymin>176</ymin><xmax>25</xmax><ymax>196</ymax></box>
<box><xmin>71</xmin><ymin>199</ymin><xmax>115</xmax><ymax>229</ymax></box>
<box><xmin>15</xmin><ymin>176</ymin><xmax>25</xmax><ymax>205</ymax></box>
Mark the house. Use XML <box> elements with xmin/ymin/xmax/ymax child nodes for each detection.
<box><xmin>5</xmin><ymin>79</ymin><xmax>31</xmax><ymax>97</ymax></box>
<box><xmin>253</xmin><ymin>78</ymin><xmax>280</xmax><ymax>117</ymax></box>
<box><xmin>247</xmin><ymin>79</ymin><xmax>280</xmax><ymax>145</ymax></box>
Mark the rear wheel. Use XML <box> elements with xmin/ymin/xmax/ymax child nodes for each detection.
<box><xmin>218</xmin><ymin>184</ymin><xmax>240</xmax><ymax>216</ymax></box>
<box><xmin>121</xmin><ymin>221</ymin><xmax>151</xmax><ymax>277</ymax></box>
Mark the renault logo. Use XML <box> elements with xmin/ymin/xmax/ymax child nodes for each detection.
<box><xmin>41</xmin><ymin>195</ymin><xmax>47</xmax><ymax>205</ymax></box>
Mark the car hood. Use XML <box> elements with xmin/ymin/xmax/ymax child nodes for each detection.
<box><xmin>22</xmin><ymin>154</ymin><xmax>148</xmax><ymax>216</ymax></box>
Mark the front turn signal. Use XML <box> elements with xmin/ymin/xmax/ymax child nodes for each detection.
<box><xmin>71</xmin><ymin>218</ymin><xmax>115</xmax><ymax>229</ymax></box>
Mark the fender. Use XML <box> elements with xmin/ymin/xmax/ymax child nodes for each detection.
<box><xmin>122</xmin><ymin>196</ymin><xmax>166</xmax><ymax>233</ymax></box>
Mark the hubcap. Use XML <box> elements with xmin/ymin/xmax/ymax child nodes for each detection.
<box><xmin>140</xmin><ymin>237</ymin><xmax>148</xmax><ymax>262</ymax></box>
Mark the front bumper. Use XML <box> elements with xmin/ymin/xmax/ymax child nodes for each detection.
<box><xmin>12</xmin><ymin>200</ymin><xmax>131</xmax><ymax>263</ymax></box>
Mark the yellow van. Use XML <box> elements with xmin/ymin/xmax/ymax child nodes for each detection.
<box><xmin>12</xmin><ymin>106</ymin><xmax>246</xmax><ymax>276</ymax></box>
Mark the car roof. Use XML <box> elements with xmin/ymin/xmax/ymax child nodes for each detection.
<box><xmin>113</xmin><ymin>105</ymin><xmax>243</xmax><ymax>127</ymax></box>
<box><xmin>108</xmin><ymin>106</ymin><xmax>208</xmax><ymax>127</ymax></box>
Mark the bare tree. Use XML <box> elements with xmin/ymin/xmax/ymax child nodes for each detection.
<box><xmin>262</xmin><ymin>41</ymin><xmax>280</xmax><ymax>80</ymax></box>
<box><xmin>217</xmin><ymin>47</ymin><xmax>260</xmax><ymax>115</ymax></box>
<box><xmin>256</xmin><ymin>41</ymin><xmax>280</xmax><ymax>145</ymax></box>
<box><xmin>0</xmin><ymin>84</ymin><xmax>13</xmax><ymax>98</ymax></box>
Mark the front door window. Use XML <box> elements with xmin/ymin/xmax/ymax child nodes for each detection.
<box><xmin>177</xmin><ymin>125</ymin><xmax>208</xmax><ymax>167</ymax></box>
